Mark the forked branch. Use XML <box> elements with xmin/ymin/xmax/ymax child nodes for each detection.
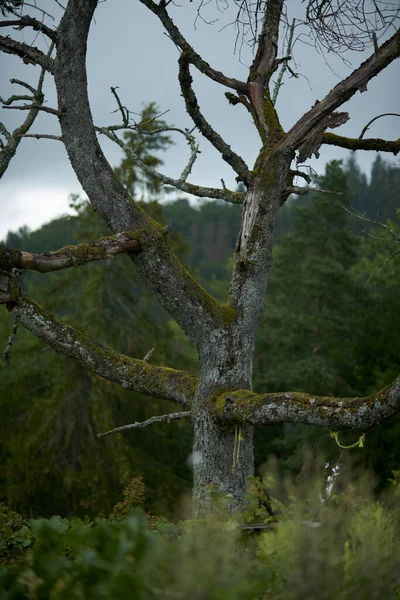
<box><xmin>0</xmin><ymin>58</ymin><xmax>51</xmax><ymax>178</ymax></box>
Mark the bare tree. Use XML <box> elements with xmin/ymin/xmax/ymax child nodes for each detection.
<box><xmin>0</xmin><ymin>0</ymin><xmax>400</xmax><ymax>516</ymax></box>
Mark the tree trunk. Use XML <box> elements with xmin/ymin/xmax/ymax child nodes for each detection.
<box><xmin>192</xmin><ymin>412</ymin><xmax>254</xmax><ymax>517</ymax></box>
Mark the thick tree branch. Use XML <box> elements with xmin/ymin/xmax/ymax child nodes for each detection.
<box><xmin>0</xmin><ymin>35</ymin><xmax>55</xmax><ymax>72</ymax></box>
<box><xmin>213</xmin><ymin>378</ymin><xmax>400</xmax><ymax>430</ymax></box>
<box><xmin>322</xmin><ymin>132</ymin><xmax>400</xmax><ymax>154</ymax></box>
<box><xmin>54</xmin><ymin>0</ymin><xmax>230</xmax><ymax>350</ymax></box>
<box><xmin>97</xmin><ymin>411</ymin><xmax>191</xmax><ymax>438</ymax></box>
<box><xmin>2</xmin><ymin>293</ymin><xmax>198</xmax><ymax>407</ymax></box>
<box><xmin>178</xmin><ymin>52</ymin><xmax>252</xmax><ymax>185</ymax></box>
<box><xmin>138</xmin><ymin>0</ymin><xmax>248</xmax><ymax>93</ymax></box>
<box><xmin>279</xmin><ymin>28</ymin><xmax>400</xmax><ymax>158</ymax></box>
<box><xmin>0</xmin><ymin>233</ymin><xmax>141</xmax><ymax>273</ymax></box>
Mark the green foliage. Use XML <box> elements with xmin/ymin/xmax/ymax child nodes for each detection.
<box><xmin>2</xmin><ymin>471</ymin><xmax>400</xmax><ymax>599</ymax></box>
<box><xmin>0</xmin><ymin>504</ymin><xmax>36</xmax><ymax>568</ymax></box>
<box><xmin>109</xmin><ymin>477</ymin><xmax>146</xmax><ymax>520</ymax></box>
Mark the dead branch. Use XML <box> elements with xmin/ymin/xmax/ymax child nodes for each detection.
<box><xmin>97</xmin><ymin>126</ymin><xmax>244</xmax><ymax>203</ymax></box>
<box><xmin>248</xmin><ymin>0</ymin><xmax>285</xmax><ymax>140</ymax></box>
<box><xmin>359</xmin><ymin>113</ymin><xmax>400</xmax><ymax>140</ymax></box>
<box><xmin>2</xmin><ymin>104</ymin><xmax>60</xmax><ymax>116</ymax></box>
<box><xmin>272</xmin><ymin>18</ymin><xmax>295</xmax><ymax>106</ymax></box>
<box><xmin>54</xmin><ymin>0</ymin><xmax>233</xmax><ymax>350</ymax></box>
<box><xmin>0</xmin><ymin>35</ymin><xmax>54</xmax><ymax>72</ymax></box>
<box><xmin>178</xmin><ymin>51</ymin><xmax>252</xmax><ymax>185</ymax></box>
<box><xmin>0</xmin><ymin>15</ymin><xmax>57</xmax><ymax>41</ymax></box>
<box><xmin>138</xmin><ymin>0</ymin><xmax>248</xmax><ymax>93</ymax></box>
<box><xmin>280</xmin><ymin>28</ymin><xmax>400</xmax><ymax>158</ymax></box>
<box><xmin>97</xmin><ymin>411</ymin><xmax>191</xmax><ymax>438</ymax></box>
<box><xmin>288</xmin><ymin>185</ymin><xmax>343</xmax><ymax>196</ymax></box>
<box><xmin>0</xmin><ymin>54</ymin><xmax>51</xmax><ymax>178</ymax></box>
<box><xmin>23</xmin><ymin>133</ymin><xmax>63</xmax><ymax>141</ymax></box>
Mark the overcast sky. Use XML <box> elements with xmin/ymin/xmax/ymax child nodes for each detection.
<box><xmin>0</xmin><ymin>0</ymin><xmax>399</xmax><ymax>241</ymax></box>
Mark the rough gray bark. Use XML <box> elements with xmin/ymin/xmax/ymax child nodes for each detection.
<box><xmin>1</xmin><ymin>0</ymin><xmax>400</xmax><ymax>517</ymax></box>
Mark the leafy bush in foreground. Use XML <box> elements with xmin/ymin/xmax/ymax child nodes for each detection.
<box><xmin>1</xmin><ymin>471</ymin><xmax>400</xmax><ymax>599</ymax></box>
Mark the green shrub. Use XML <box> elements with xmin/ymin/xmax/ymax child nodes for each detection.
<box><xmin>1</xmin><ymin>471</ymin><xmax>400</xmax><ymax>599</ymax></box>
<box><xmin>0</xmin><ymin>503</ymin><xmax>36</xmax><ymax>568</ymax></box>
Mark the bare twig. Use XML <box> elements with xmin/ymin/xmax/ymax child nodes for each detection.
<box><xmin>342</xmin><ymin>205</ymin><xmax>400</xmax><ymax>286</ymax></box>
<box><xmin>359</xmin><ymin>113</ymin><xmax>400</xmax><ymax>140</ymax></box>
<box><xmin>290</xmin><ymin>169</ymin><xmax>312</xmax><ymax>184</ymax></box>
<box><xmin>287</xmin><ymin>186</ymin><xmax>343</xmax><ymax>196</ymax></box>
<box><xmin>2</xmin><ymin>104</ymin><xmax>60</xmax><ymax>116</ymax></box>
<box><xmin>97</xmin><ymin>411</ymin><xmax>192</xmax><ymax>438</ymax></box>
<box><xmin>143</xmin><ymin>347</ymin><xmax>155</xmax><ymax>363</ymax></box>
<box><xmin>272</xmin><ymin>18</ymin><xmax>295</xmax><ymax>106</ymax></box>
<box><xmin>342</xmin><ymin>205</ymin><xmax>400</xmax><ymax>240</ymax></box>
<box><xmin>97</xmin><ymin>126</ymin><xmax>244</xmax><ymax>203</ymax></box>
<box><xmin>3</xmin><ymin>317</ymin><xmax>18</xmax><ymax>365</ymax></box>
<box><xmin>23</xmin><ymin>133</ymin><xmax>63</xmax><ymax>141</ymax></box>
<box><xmin>0</xmin><ymin>48</ymin><xmax>53</xmax><ymax>178</ymax></box>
